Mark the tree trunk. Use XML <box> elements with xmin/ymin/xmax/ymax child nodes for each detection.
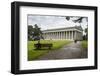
<box><xmin>38</xmin><ymin>40</ymin><xmax>40</xmax><ymax>44</ymax></box>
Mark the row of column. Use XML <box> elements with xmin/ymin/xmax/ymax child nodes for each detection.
<box><xmin>75</xmin><ymin>31</ymin><xmax>83</xmax><ymax>40</ymax></box>
<box><xmin>43</xmin><ymin>31</ymin><xmax>76</xmax><ymax>40</ymax></box>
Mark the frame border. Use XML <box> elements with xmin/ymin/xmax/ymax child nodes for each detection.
<box><xmin>11</xmin><ymin>1</ymin><xmax>98</xmax><ymax>74</ymax></box>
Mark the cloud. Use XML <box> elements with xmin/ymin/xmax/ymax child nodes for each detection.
<box><xmin>28</xmin><ymin>15</ymin><xmax>87</xmax><ymax>30</ymax></box>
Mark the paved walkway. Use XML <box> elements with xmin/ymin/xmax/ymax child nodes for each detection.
<box><xmin>38</xmin><ymin>41</ymin><xmax>87</xmax><ymax>60</ymax></box>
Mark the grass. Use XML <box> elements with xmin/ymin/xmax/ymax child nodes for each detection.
<box><xmin>81</xmin><ymin>40</ymin><xmax>88</xmax><ymax>48</ymax></box>
<box><xmin>28</xmin><ymin>40</ymin><xmax>72</xmax><ymax>61</ymax></box>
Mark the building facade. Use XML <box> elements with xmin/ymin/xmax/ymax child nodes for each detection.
<box><xmin>42</xmin><ymin>26</ymin><xmax>83</xmax><ymax>40</ymax></box>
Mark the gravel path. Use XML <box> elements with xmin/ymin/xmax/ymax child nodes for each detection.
<box><xmin>38</xmin><ymin>41</ymin><xmax>87</xmax><ymax>60</ymax></box>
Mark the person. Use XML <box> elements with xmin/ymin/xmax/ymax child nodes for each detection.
<box><xmin>74</xmin><ymin>40</ymin><xmax>77</xmax><ymax>43</ymax></box>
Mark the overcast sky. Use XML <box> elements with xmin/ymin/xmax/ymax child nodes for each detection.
<box><xmin>28</xmin><ymin>15</ymin><xmax>88</xmax><ymax>32</ymax></box>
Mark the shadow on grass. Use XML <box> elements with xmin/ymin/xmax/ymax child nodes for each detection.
<box><xmin>33</xmin><ymin>48</ymin><xmax>53</xmax><ymax>51</ymax></box>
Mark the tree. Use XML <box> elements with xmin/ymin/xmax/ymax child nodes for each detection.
<box><xmin>28</xmin><ymin>25</ymin><xmax>34</xmax><ymax>40</ymax></box>
<box><xmin>32</xmin><ymin>24</ymin><xmax>44</xmax><ymax>43</ymax></box>
<box><xmin>28</xmin><ymin>24</ymin><xmax>44</xmax><ymax>41</ymax></box>
<box><xmin>66</xmin><ymin>16</ymin><xmax>88</xmax><ymax>23</ymax></box>
<box><xmin>85</xmin><ymin>28</ymin><xmax>88</xmax><ymax>40</ymax></box>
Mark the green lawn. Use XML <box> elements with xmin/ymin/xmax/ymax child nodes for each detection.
<box><xmin>81</xmin><ymin>40</ymin><xmax>88</xmax><ymax>48</ymax></box>
<box><xmin>28</xmin><ymin>40</ymin><xmax>72</xmax><ymax>61</ymax></box>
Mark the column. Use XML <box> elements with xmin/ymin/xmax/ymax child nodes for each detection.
<box><xmin>61</xmin><ymin>32</ymin><xmax>63</xmax><ymax>39</ymax></box>
<box><xmin>53</xmin><ymin>32</ymin><xmax>54</xmax><ymax>39</ymax></box>
<box><xmin>49</xmin><ymin>33</ymin><xmax>50</xmax><ymax>39</ymax></box>
<box><xmin>50</xmin><ymin>32</ymin><xmax>52</xmax><ymax>40</ymax></box>
<box><xmin>64</xmin><ymin>31</ymin><xmax>66</xmax><ymax>39</ymax></box>
<box><xmin>62</xmin><ymin>32</ymin><xmax>64</xmax><ymax>39</ymax></box>
<box><xmin>72</xmin><ymin>31</ymin><xmax>73</xmax><ymax>40</ymax></box>
<box><xmin>51</xmin><ymin>32</ymin><xmax>52</xmax><ymax>39</ymax></box>
<box><xmin>70</xmin><ymin>31</ymin><xmax>71</xmax><ymax>40</ymax></box>
<box><xmin>70</xmin><ymin>31</ymin><xmax>71</xmax><ymax>39</ymax></box>
<box><xmin>55</xmin><ymin>32</ymin><xmax>56</xmax><ymax>39</ymax></box>
<box><xmin>61</xmin><ymin>32</ymin><xmax>62</xmax><ymax>40</ymax></box>
<box><xmin>58</xmin><ymin>32</ymin><xmax>60</xmax><ymax>39</ymax></box>
<box><xmin>67</xmin><ymin>31</ymin><xmax>68</xmax><ymax>39</ymax></box>
<box><xmin>45</xmin><ymin>33</ymin><xmax>46</xmax><ymax>39</ymax></box>
<box><xmin>67</xmin><ymin>31</ymin><xmax>69</xmax><ymax>39</ymax></box>
<box><xmin>60</xmin><ymin>32</ymin><xmax>62</xmax><ymax>39</ymax></box>
<box><xmin>73</xmin><ymin>31</ymin><xmax>74</xmax><ymax>40</ymax></box>
<box><xmin>75</xmin><ymin>31</ymin><xmax>77</xmax><ymax>40</ymax></box>
<box><xmin>63</xmin><ymin>32</ymin><xmax>65</xmax><ymax>39</ymax></box>
<box><xmin>54</xmin><ymin>32</ymin><xmax>55</xmax><ymax>39</ymax></box>
<box><xmin>69</xmin><ymin>31</ymin><xmax>70</xmax><ymax>40</ymax></box>
<box><xmin>46</xmin><ymin>33</ymin><xmax>48</xmax><ymax>39</ymax></box>
<box><xmin>60</xmin><ymin>32</ymin><xmax>61</xmax><ymax>40</ymax></box>
<box><xmin>78</xmin><ymin>32</ymin><xmax>79</xmax><ymax>40</ymax></box>
<box><xmin>49</xmin><ymin>32</ymin><xmax>51</xmax><ymax>39</ymax></box>
<box><xmin>55</xmin><ymin>32</ymin><xmax>57</xmax><ymax>39</ymax></box>
<box><xmin>58</xmin><ymin>32</ymin><xmax>59</xmax><ymax>39</ymax></box>
<box><xmin>45</xmin><ymin>33</ymin><xmax>47</xmax><ymax>39</ymax></box>
<box><xmin>60</xmin><ymin>32</ymin><xmax>62</xmax><ymax>40</ymax></box>
<box><xmin>48</xmin><ymin>33</ymin><xmax>49</xmax><ymax>39</ymax></box>
<box><xmin>56</xmin><ymin>32</ymin><xmax>57</xmax><ymax>39</ymax></box>
<box><xmin>54</xmin><ymin>32</ymin><xmax>56</xmax><ymax>39</ymax></box>
<box><xmin>59</xmin><ymin>32</ymin><xmax>60</xmax><ymax>39</ymax></box>
<box><xmin>46</xmin><ymin>33</ymin><xmax>47</xmax><ymax>39</ymax></box>
<box><xmin>52</xmin><ymin>32</ymin><xmax>53</xmax><ymax>39</ymax></box>
<box><xmin>63</xmin><ymin>31</ymin><xmax>65</xmax><ymax>39</ymax></box>
<box><xmin>62</xmin><ymin>32</ymin><xmax>63</xmax><ymax>39</ymax></box>
<box><xmin>43</xmin><ymin>33</ymin><xmax>45</xmax><ymax>39</ymax></box>
<box><xmin>57</xmin><ymin>32</ymin><xmax>59</xmax><ymax>39</ymax></box>
<box><xmin>66</xmin><ymin>31</ymin><xmax>68</xmax><ymax>39</ymax></box>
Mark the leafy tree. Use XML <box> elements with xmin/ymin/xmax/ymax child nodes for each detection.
<box><xmin>85</xmin><ymin>28</ymin><xmax>88</xmax><ymax>40</ymax></box>
<box><xmin>32</xmin><ymin>24</ymin><xmax>44</xmax><ymax>43</ymax></box>
<box><xmin>28</xmin><ymin>25</ymin><xmax>34</xmax><ymax>40</ymax></box>
<box><xmin>66</xmin><ymin>16</ymin><xmax>88</xmax><ymax>23</ymax></box>
<box><xmin>28</xmin><ymin>24</ymin><xmax>44</xmax><ymax>42</ymax></box>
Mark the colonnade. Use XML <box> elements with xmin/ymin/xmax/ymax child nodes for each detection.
<box><xmin>43</xmin><ymin>30</ymin><xmax>81</xmax><ymax>40</ymax></box>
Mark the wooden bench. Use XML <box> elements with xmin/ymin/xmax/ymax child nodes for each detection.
<box><xmin>34</xmin><ymin>43</ymin><xmax>53</xmax><ymax>49</ymax></box>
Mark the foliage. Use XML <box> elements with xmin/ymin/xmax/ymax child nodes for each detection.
<box><xmin>66</xmin><ymin>16</ymin><xmax>88</xmax><ymax>23</ymax></box>
<box><xmin>28</xmin><ymin>24</ymin><xmax>44</xmax><ymax>41</ymax></box>
<box><xmin>85</xmin><ymin>28</ymin><xmax>88</xmax><ymax>40</ymax></box>
<box><xmin>83</xmin><ymin>28</ymin><xmax>88</xmax><ymax>40</ymax></box>
<box><xmin>28</xmin><ymin>25</ymin><xmax>34</xmax><ymax>40</ymax></box>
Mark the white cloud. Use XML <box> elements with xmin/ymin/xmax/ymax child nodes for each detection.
<box><xmin>28</xmin><ymin>15</ymin><xmax>87</xmax><ymax>31</ymax></box>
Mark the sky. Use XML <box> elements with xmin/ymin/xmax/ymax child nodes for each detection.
<box><xmin>28</xmin><ymin>15</ymin><xmax>88</xmax><ymax>33</ymax></box>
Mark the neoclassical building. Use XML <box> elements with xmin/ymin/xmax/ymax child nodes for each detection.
<box><xmin>42</xmin><ymin>26</ymin><xmax>83</xmax><ymax>40</ymax></box>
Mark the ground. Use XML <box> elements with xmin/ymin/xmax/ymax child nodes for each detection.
<box><xmin>28</xmin><ymin>40</ymin><xmax>71</xmax><ymax>61</ymax></box>
<box><xmin>28</xmin><ymin>40</ymin><xmax>88</xmax><ymax>61</ymax></box>
<box><xmin>38</xmin><ymin>41</ymin><xmax>88</xmax><ymax>60</ymax></box>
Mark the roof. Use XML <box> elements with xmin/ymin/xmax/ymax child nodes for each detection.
<box><xmin>42</xmin><ymin>26</ymin><xmax>83</xmax><ymax>32</ymax></box>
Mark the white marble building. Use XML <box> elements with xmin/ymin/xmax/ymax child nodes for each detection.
<box><xmin>42</xmin><ymin>26</ymin><xmax>83</xmax><ymax>40</ymax></box>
